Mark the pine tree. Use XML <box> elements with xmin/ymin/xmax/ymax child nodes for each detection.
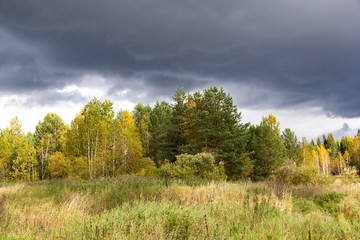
<box><xmin>324</xmin><ymin>133</ymin><xmax>338</xmax><ymax>158</ymax></box>
<box><xmin>340</xmin><ymin>136</ymin><xmax>353</xmax><ymax>155</ymax></box>
<box><xmin>138</xmin><ymin>113</ymin><xmax>152</xmax><ymax>157</ymax></box>
<box><xmin>132</xmin><ymin>103</ymin><xmax>151</xmax><ymax>127</ymax></box>
<box><xmin>171</xmin><ymin>88</ymin><xmax>187</xmax><ymax>156</ymax></box>
<box><xmin>149</xmin><ymin>101</ymin><xmax>174</xmax><ymax>163</ymax></box>
<box><xmin>317</xmin><ymin>137</ymin><xmax>322</xmax><ymax>146</ymax></box>
<box><xmin>248</xmin><ymin>123</ymin><xmax>285</xmax><ymax>180</ymax></box>
<box><xmin>180</xmin><ymin>86</ymin><xmax>249</xmax><ymax>178</ymax></box>
<box><xmin>281</xmin><ymin>128</ymin><xmax>301</xmax><ymax>164</ymax></box>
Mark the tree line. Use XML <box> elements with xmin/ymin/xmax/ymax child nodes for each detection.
<box><xmin>1</xmin><ymin>86</ymin><xmax>360</xmax><ymax>182</ymax></box>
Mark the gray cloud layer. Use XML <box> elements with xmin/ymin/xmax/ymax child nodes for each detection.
<box><xmin>331</xmin><ymin>123</ymin><xmax>357</xmax><ymax>140</ymax></box>
<box><xmin>0</xmin><ymin>0</ymin><xmax>360</xmax><ymax>116</ymax></box>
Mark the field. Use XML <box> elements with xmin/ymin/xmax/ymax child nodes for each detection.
<box><xmin>0</xmin><ymin>176</ymin><xmax>360</xmax><ymax>239</ymax></box>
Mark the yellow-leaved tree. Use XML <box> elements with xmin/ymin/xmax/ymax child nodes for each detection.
<box><xmin>300</xmin><ymin>137</ymin><xmax>313</xmax><ymax>166</ymax></box>
<box><xmin>261</xmin><ymin>114</ymin><xmax>280</xmax><ymax>136</ymax></box>
<box><xmin>118</xmin><ymin>110</ymin><xmax>143</xmax><ymax>174</ymax></box>
<box><xmin>48</xmin><ymin>152</ymin><xmax>72</xmax><ymax>178</ymax></box>
<box><xmin>351</xmin><ymin>137</ymin><xmax>360</xmax><ymax>171</ymax></box>
<box><xmin>318</xmin><ymin>145</ymin><xmax>330</xmax><ymax>174</ymax></box>
<box><xmin>0</xmin><ymin>117</ymin><xmax>38</xmax><ymax>182</ymax></box>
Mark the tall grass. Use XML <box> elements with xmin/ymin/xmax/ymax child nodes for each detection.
<box><xmin>0</xmin><ymin>176</ymin><xmax>360</xmax><ymax>239</ymax></box>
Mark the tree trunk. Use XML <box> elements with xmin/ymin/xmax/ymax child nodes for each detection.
<box><xmin>87</xmin><ymin>131</ymin><xmax>92</xmax><ymax>179</ymax></box>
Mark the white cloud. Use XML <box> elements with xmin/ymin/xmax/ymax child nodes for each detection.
<box><xmin>0</xmin><ymin>76</ymin><xmax>135</xmax><ymax>133</ymax></box>
<box><xmin>1</xmin><ymin>82</ymin><xmax>360</xmax><ymax>141</ymax></box>
<box><xmin>241</xmin><ymin>107</ymin><xmax>360</xmax><ymax>141</ymax></box>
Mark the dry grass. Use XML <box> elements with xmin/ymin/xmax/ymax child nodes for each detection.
<box><xmin>161</xmin><ymin>182</ymin><xmax>247</xmax><ymax>205</ymax></box>
<box><xmin>0</xmin><ymin>193</ymin><xmax>5</xmax><ymax>216</ymax></box>
<box><xmin>0</xmin><ymin>183</ymin><xmax>25</xmax><ymax>195</ymax></box>
<box><xmin>7</xmin><ymin>193</ymin><xmax>91</xmax><ymax>233</ymax></box>
<box><xmin>1</xmin><ymin>177</ymin><xmax>360</xmax><ymax>239</ymax></box>
<box><xmin>159</xmin><ymin>182</ymin><xmax>293</xmax><ymax>215</ymax></box>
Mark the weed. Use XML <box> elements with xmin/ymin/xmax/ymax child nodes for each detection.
<box><xmin>314</xmin><ymin>192</ymin><xmax>347</xmax><ymax>214</ymax></box>
<box><xmin>293</xmin><ymin>199</ymin><xmax>315</xmax><ymax>213</ymax></box>
<box><xmin>164</xmin><ymin>210</ymin><xmax>193</xmax><ymax>239</ymax></box>
<box><xmin>0</xmin><ymin>176</ymin><xmax>360</xmax><ymax>239</ymax></box>
<box><xmin>0</xmin><ymin>193</ymin><xmax>5</xmax><ymax>217</ymax></box>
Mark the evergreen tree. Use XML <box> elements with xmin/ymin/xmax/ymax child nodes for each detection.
<box><xmin>180</xmin><ymin>86</ymin><xmax>249</xmax><ymax>178</ymax></box>
<box><xmin>281</xmin><ymin>128</ymin><xmax>301</xmax><ymax>164</ymax></box>
<box><xmin>325</xmin><ymin>133</ymin><xmax>338</xmax><ymax>158</ymax></box>
<box><xmin>132</xmin><ymin>103</ymin><xmax>151</xmax><ymax>127</ymax></box>
<box><xmin>248</xmin><ymin>120</ymin><xmax>286</xmax><ymax>180</ymax></box>
<box><xmin>171</xmin><ymin>88</ymin><xmax>187</xmax><ymax>156</ymax></box>
<box><xmin>138</xmin><ymin>113</ymin><xmax>152</xmax><ymax>157</ymax></box>
<box><xmin>149</xmin><ymin>101</ymin><xmax>175</xmax><ymax>163</ymax></box>
<box><xmin>340</xmin><ymin>136</ymin><xmax>353</xmax><ymax>155</ymax></box>
<box><xmin>317</xmin><ymin>137</ymin><xmax>322</xmax><ymax>146</ymax></box>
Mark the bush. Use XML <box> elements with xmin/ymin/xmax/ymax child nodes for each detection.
<box><xmin>164</xmin><ymin>211</ymin><xmax>193</xmax><ymax>239</ymax></box>
<box><xmin>314</xmin><ymin>192</ymin><xmax>347</xmax><ymax>214</ymax></box>
<box><xmin>118</xmin><ymin>157</ymin><xmax>157</xmax><ymax>176</ymax></box>
<box><xmin>342</xmin><ymin>167</ymin><xmax>359</xmax><ymax>184</ymax></box>
<box><xmin>48</xmin><ymin>152</ymin><xmax>72</xmax><ymax>178</ymax></box>
<box><xmin>275</xmin><ymin>163</ymin><xmax>332</xmax><ymax>185</ymax></box>
<box><xmin>158</xmin><ymin>153</ymin><xmax>226</xmax><ymax>180</ymax></box>
<box><xmin>71</xmin><ymin>156</ymin><xmax>89</xmax><ymax>179</ymax></box>
<box><xmin>133</xmin><ymin>158</ymin><xmax>157</xmax><ymax>175</ymax></box>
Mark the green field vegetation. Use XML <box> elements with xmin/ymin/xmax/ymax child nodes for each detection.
<box><xmin>2</xmin><ymin>86</ymin><xmax>360</xmax><ymax>239</ymax></box>
<box><xmin>1</xmin><ymin>176</ymin><xmax>360</xmax><ymax>239</ymax></box>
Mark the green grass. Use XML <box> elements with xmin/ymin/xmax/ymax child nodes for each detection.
<box><xmin>1</xmin><ymin>176</ymin><xmax>360</xmax><ymax>239</ymax></box>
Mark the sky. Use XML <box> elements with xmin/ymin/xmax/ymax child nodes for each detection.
<box><xmin>0</xmin><ymin>0</ymin><xmax>360</xmax><ymax>140</ymax></box>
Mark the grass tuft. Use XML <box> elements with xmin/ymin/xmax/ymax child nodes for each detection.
<box><xmin>1</xmin><ymin>176</ymin><xmax>360</xmax><ymax>239</ymax></box>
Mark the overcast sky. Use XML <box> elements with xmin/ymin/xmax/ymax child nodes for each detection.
<box><xmin>0</xmin><ymin>0</ymin><xmax>360</xmax><ymax>140</ymax></box>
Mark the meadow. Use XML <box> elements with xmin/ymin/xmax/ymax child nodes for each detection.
<box><xmin>1</xmin><ymin>176</ymin><xmax>360</xmax><ymax>239</ymax></box>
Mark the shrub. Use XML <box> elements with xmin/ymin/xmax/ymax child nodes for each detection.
<box><xmin>158</xmin><ymin>153</ymin><xmax>226</xmax><ymax>180</ymax></box>
<box><xmin>314</xmin><ymin>192</ymin><xmax>347</xmax><ymax>214</ymax></box>
<box><xmin>164</xmin><ymin>211</ymin><xmax>193</xmax><ymax>239</ymax></box>
<box><xmin>133</xmin><ymin>158</ymin><xmax>157</xmax><ymax>175</ymax></box>
<box><xmin>293</xmin><ymin>199</ymin><xmax>316</xmax><ymax>213</ymax></box>
<box><xmin>275</xmin><ymin>163</ymin><xmax>332</xmax><ymax>185</ymax></box>
<box><xmin>48</xmin><ymin>152</ymin><xmax>72</xmax><ymax>178</ymax></box>
<box><xmin>118</xmin><ymin>157</ymin><xmax>157</xmax><ymax>176</ymax></box>
<box><xmin>342</xmin><ymin>167</ymin><xmax>359</xmax><ymax>184</ymax></box>
<box><xmin>71</xmin><ymin>156</ymin><xmax>89</xmax><ymax>179</ymax></box>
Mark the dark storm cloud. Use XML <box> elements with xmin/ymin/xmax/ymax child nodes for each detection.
<box><xmin>0</xmin><ymin>0</ymin><xmax>360</xmax><ymax>116</ymax></box>
<box><xmin>106</xmin><ymin>72</ymin><xmax>209</xmax><ymax>104</ymax></box>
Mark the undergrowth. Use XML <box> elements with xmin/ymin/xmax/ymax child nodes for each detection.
<box><xmin>0</xmin><ymin>176</ymin><xmax>360</xmax><ymax>239</ymax></box>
